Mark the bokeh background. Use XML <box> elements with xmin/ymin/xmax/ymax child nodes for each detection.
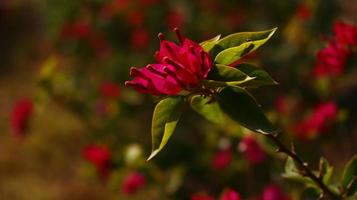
<box><xmin>0</xmin><ymin>0</ymin><xmax>356</xmax><ymax>199</ymax></box>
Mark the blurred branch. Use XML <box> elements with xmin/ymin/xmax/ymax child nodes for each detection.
<box><xmin>264</xmin><ymin>133</ymin><xmax>342</xmax><ymax>200</ymax></box>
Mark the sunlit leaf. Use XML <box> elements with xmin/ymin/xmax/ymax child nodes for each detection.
<box><xmin>236</xmin><ymin>63</ymin><xmax>278</xmax><ymax>88</ymax></box>
<box><xmin>208</xmin><ymin>64</ymin><xmax>253</xmax><ymax>83</ymax></box>
<box><xmin>212</xmin><ymin>28</ymin><xmax>277</xmax><ymax>64</ymax></box>
<box><xmin>200</xmin><ymin>34</ymin><xmax>221</xmax><ymax>53</ymax></box>
<box><xmin>148</xmin><ymin>96</ymin><xmax>185</xmax><ymax>160</ymax></box>
<box><xmin>190</xmin><ymin>95</ymin><xmax>224</xmax><ymax>125</ymax></box>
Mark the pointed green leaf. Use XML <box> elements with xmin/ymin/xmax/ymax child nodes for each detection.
<box><xmin>210</xmin><ymin>28</ymin><xmax>277</xmax><ymax>57</ymax></box>
<box><xmin>342</xmin><ymin>155</ymin><xmax>357</xmax><ymax>196</ymax></box>
<box><xmin>211</xmin><ymin>28</ymin><xmax>277</xmax><ymax>63</ymax></box>
<box><xmin>319</xmin><ymin>157</ymin><xmax>334</xmax><ymax>185</ymax></box>
<box><xmin>215</xmin><ymin>42</ymin><xmax>255</xmax><ymax>65</ymax></box>
<box><xmin>148</xmin><ymin>96</ymin><xmax>185</xmax><ymax>160</ymax></box>
<box><xmin>236</xmin><ymin>63</ymin><xmax>278</xmax><ymax>88</ymax></box>
<box><xmin>217</xmin><ymin>87</ymin><xmax>277</xmax><ymax>134</ymax></box>
<box><xmin>283</xmin><ymin>157</ymin><xmax>316</xmax><ymax>188</ymax></box>
<box><xmin>190</xmin><ymin>95</ymin><xmax>224</xmax><ymax>125</ymax></box>
<box><xmin>200</xmin><ymin>34</ymin><xmax>221</xmax><ymax>53</ymax></box>
<box><xmin>208</xmin><ymin>64</ymin><xmax>254</xmax><ymax>83</ymax></box>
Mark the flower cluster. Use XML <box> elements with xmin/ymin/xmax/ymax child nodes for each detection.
<box><xmin>125</xmin><ymin>28</ymin><xmax>212</xmax><ymax>95</ymax></box>
<box><xmin>313</xmin><ymin>21</ymin><xmax>356</xmax><ymax>77</ymax></box>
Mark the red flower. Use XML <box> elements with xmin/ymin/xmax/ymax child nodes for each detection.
<box><xmin>61</xmin><ymin>21</ymin><xmax>91</xmax><ymax>40</ymax></box>
<box><xmin>293</xmin><ymin>102</ymin><xmax>338</xmax><ymax>139</ymax></box>
<box><xmin>121</xmin><ymin>172</ymin><xmax>146</xmax><ymax>195</ymax></box>
<box><xmin>333</xmin><ymin>21</ymin><xmax>357</xmax><ymax>46</ymax></box>
<box><xmin>191</xmin><ymin>193</ymin><xmax>215</xmax><ymax>200</ymax></box>
<box><xmin>238</xmin><ymin>135</ymin><xmax>266</xmax><ymax>165</ymax></box>
<box><xmin>125</xmin><ymin>28</ymin><xmax>212</xmax><ymax>95</ymax></box>
<box><xmin>130</xmin><ymin>28</ymin><xmax>150</xmax><ymax>50</ymax></box>
<box><xmin>99</xmin><ymin>81</ymin><xmax>120</xmax><ymax>98</ymax></box>
<box><xmin>261</xmin><ymin>184</ymin><xmax>290</xmax><ymax>200</ymax></box>
<box><xmin>11</xmin><ymin>98</ymin><xmax>33</xmax><ymax>137</ymax></box>
<box><xmin>82</xmin><ymin>144</ymin><xmax>112</xmax><ymax>178</ymax></box>
<box><xmin>313</xmin><ymin>42</ymin><xmax>348</xmax><ymax>77</ymax></box>
<box><xmin>212</xmin><ymin>150</ymin><xmax>232</xmax><ymax>170</ymax></box>
<box><xmin>220</xmin><ymin>188</ymin><xmax>242</xmax><ymax>200</ymax></box>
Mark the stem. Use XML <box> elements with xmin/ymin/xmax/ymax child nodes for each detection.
<box><xmin>264</xmin><ymin>133</ymin><xmax>341</xmax><ymax>199</ymax></box>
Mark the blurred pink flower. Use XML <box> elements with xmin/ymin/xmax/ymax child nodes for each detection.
<box><xmin>130</xmin><ymin>28</ymin><xmax>150</xmax><ymax>50</ymax></box>
<box><xmin>99</xmin><ymin>81</ymin><xmax>121</xmax><ymax>99</ymax></box>
<box><xmin>11</xmin><ymin>98</ymin><xmax>33</xmax><ymax>137</ymax></box>
<box><xmin>238</xmin><ymin>135</ymin><xmax>266</xmax><ymax>165</ymax></box>
<box><xmin>60</xmin><ymin>21</ymin><xmax>91</xmax><ymax>40</ymax></box>
<box><xmin>313</xmin><ymin>42</ymin><xmax>348</xmax><ymax>77</ymax></box>
<box><xmin>212</xmin><ymin>150</ymin><xmax>232</xmax><ymax>170</ymax></box>
<box><xmin>83</xmin><ymin>144</ymin><xmax>112</xmax><ymax>178</ymax></box>
<box><xmin>293</xmin><ymin>102</ymin><xmax>338</xmax><ymax>139</ymax></box>
<box><xmin>220</xmin><ymin>188</ymin><xmax>242</xmax><ymax>200</ymax></box>
<box><xmin>191</xmin><ymin>193</ymin><xmax>215</xmax><ymax>200</ymax></box>
<box><xmin>261</xmin><ymin>184</ymin><xmax>290</xmax><ymax>200</ymax></box>
<box><xmin>126</xmin><ymin>28</ymin><xmax>212</xmax><ymax>95</ymax></box>
<box><xmin>333</xmin><ymin>21</ymin><xmax>357</xmax><ymax>46</ymax></box>
<box><xmin>121</xmin><ymin>171</ymin><xmax>146</xmax><ymax>195</ymax></box>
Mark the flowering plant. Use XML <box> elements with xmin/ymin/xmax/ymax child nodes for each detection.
<box><xmin>126</xmin><ymin>27</ymin><xmax>278</xmax><ymax>159</ymax></box>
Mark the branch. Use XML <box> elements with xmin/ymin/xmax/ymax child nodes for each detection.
<box><xmin>264</xmin><ymin>133</ymin><xmax>341</xmax><ymax>199</ymax></box>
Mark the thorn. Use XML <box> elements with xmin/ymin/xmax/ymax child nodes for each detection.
<box><xmin>173</xmin><ymin>27</ymin><xmax>184</xmax><ymax>44</ymax></box>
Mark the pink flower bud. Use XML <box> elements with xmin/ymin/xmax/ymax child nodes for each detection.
<box><xmin>126</xmin><ymin>28</ymin><xmax>212</xmax><ymax>95</ymax></box>
<box><xmin>99</xmin><ymin>81</ymin><xmax>120</xmax><ymax>98</ymax></box>
<box><xmin>293</xmin><ymin>102</ymin><xmax>338</xmax><ymax>139</ymax></box>
<box><xmin>11</xmin><ymin>98</ymin><xmax>33</xmax><ymax>137</ymax></box>
<box><xmin>220</xmin><ymin>188</ymin><xmax>242</xmax><ymax>200</ymax></box>
<box><xmin>82</xmin><ymin>144</ymin><xmax>112</xmax><ymax>178</ymax></box>
<box><xmin>238</xmin><ymin>135</ymin><xmax>266</xmax><ymax>165</ymax></box>
<box><xmin>313</xmin><ymin>42</ymin><xmax>348</xmax><ymax>77</ymax></box>
<box><xmin>261</xmin><ymin>184</ymin><xmax>290</xmax><ymax>200</ymax></box>
<box><xmin>121</xmin><ymin>172</ymin><xmax>146</xmax><ymax>195</ymax></box>
<box><xmin>212</xmin><ymin>150</ymin><xmax>232</xmax><ymax>170</ymax></box>
<box><xmin>333</xmin><ymin>21</ymin><xmax>357</xmax><ymax>46</ymax></box>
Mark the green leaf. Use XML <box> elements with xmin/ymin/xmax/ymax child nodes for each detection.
<box><xmin>200</xmin><ymin>35</ymin><xmax>221</xmax><ymax>53</ymax></box>
<box><xmin>283</xmin><ymin>157</ymin><xmax>316</xmax><ymax>188</ymax></box>
<box><xmin>208</xmin><ymin>64</ymin><xmax>254</xmax><ymax>83</ymax></box>
<box><xmin>236</xmin><ymin>63</ymin><xmax>278</xmax><ymax>88</ymax></box>
<box><xmin>148</xmin><ymin>96</ymin><xmax>185</xmax><ymax>160</ymax></box>
<box><xmin>319</xmin><ymin>157</ymin><xmax>334</xmax><ymax>185</ymax></box>
<box><xmin>212</xmin><ymin>28</ymin><xmax>277</xmax><ymax>64</ymax></box>
<box><xmin>342</xmin><ymin>155</ymin><xmax>357</xmax><ymax>196</ymax></box>
<box><xmin>217</xmin><ymin>87</ymin><xmax>277</xmax><ymax>134</ymax></box>
<box><xmin>190</xmin><ymin>95</ymin><xmax>224</xmax><ymax>125</ymax></box>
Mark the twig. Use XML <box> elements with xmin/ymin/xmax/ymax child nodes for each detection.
<box><xmin>264</xmin><ymin>133</ymin><xmax>341</xmax><ymax>199</ymax></box>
